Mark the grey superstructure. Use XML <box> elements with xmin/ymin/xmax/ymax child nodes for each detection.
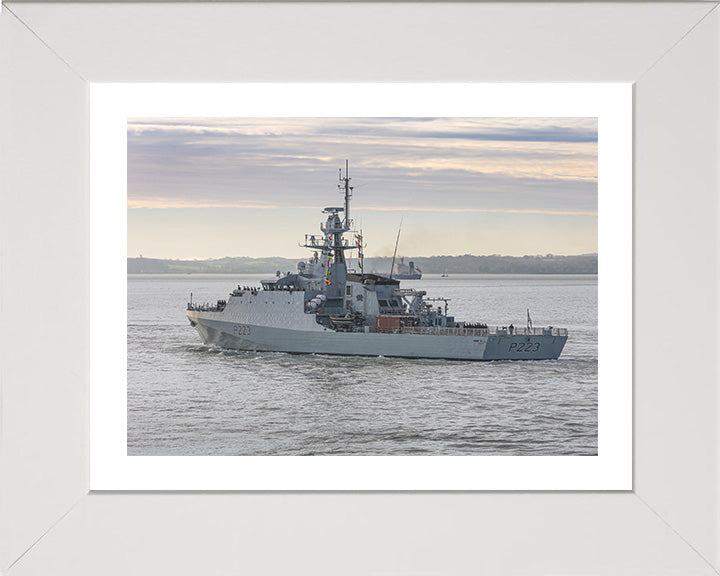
<box><xmin>187</xmin><ymin>163</ymin><xmax>568</xmax><ymax>360</ymax></box>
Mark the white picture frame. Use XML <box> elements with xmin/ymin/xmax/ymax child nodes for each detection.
<box><xmin>2</xmin><ymin>2</ymin><xmax>719</xmax><ymax>574</ymax></box>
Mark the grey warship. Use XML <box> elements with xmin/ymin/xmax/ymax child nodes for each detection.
<box><xmin>187</xmin><ymin>163</ymin><xmax>568</xmax><ymax>360</ymax></box>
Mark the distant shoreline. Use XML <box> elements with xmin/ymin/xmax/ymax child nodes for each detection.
<box><xmin>128</xmin><ymin>272</ymin><xmax>598</xmax><ymax>276</ymax></box>
<box><xmin>128</xmin><ymin>253</ymin><xmax>598</xmax><ymax>275</ymax></box>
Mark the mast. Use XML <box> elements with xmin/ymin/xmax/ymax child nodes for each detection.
<box><xmin>338</xmin><ymin>159</ymin><xmax>353</xmax><ymax>227</ymax></box>
<box><xmin>389</xmin><ymin>218</ymin><xmax>403</xmax><ymax>279</ymax></box>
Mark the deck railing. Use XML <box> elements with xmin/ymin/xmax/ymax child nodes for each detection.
<box><xmin>399</xmin><ymin>326</ymin><xmax>568</xmax><ymax>337</ymax></box>
<box><xmin>187</xmin><ymin>300</ymin><xmax>226</xmax><ymax>312</ymax></box>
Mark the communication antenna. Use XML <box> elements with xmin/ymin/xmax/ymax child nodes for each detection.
<box><xmin>389</xmin><ymin>217</ymin><xmax>403</xmax><ymax>279</ymax></box>
<box><xmin>338</xmin><ymin>159</ymin><xmax>353</xmax><ymax>226</ymax></box>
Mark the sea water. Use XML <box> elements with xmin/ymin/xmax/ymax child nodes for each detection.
<box><xmin>128</xmin><ymin>274</ymin><xmax>597</xmax><ymax>456</ymax></box>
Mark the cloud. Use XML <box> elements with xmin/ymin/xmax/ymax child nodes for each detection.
<box><xmin>128</xmin><ymin>117</ymin><xmax>597</xmax><ymax>210</ymax></box>
<box><xmin>127</xmin><ymin>117</ymin><xmax>598</xmax><ymax>257</ymax></box>
<box><xmin>360</xmin><ymin>206</ymin><xmax>597</xmax><ymax>216</ymax></box>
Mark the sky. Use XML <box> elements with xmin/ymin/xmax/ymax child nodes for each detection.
<box><xmin>127</xmin><ymin>117</ymin><xmax>597</xmax><ymax>259</ymax></box>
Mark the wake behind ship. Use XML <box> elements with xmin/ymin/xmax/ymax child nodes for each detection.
<box><xmin>186</xmin><ymin>163</ymin><xmax>568</xmax><ymax>360</ymax></box>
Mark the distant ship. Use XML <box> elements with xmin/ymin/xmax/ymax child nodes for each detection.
<box><xmin>186</xmin><ymin>162</ymin><xmax>568</xmax><ymax>360</ymax></box>
<box><xmin>390</xmin><ymin>257</ymin><xmax>422</xmax><ymax>280</ymax></box>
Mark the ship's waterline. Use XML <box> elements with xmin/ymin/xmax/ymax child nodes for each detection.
<box><xmin>188</xmin><ymin>313</ymin><xmax>567</xmax><ymax>361</ymax></box>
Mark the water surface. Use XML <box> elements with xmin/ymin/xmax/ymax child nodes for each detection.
<box><xmin>128</xmin><ymin>274</ymin><xmax>597</xmax><ymax>455</ymax></box>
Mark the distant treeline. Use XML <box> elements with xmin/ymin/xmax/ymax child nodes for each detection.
<box><xmin>128</xmin><ymin>253</ymin><xmax>597</xmax><ymax>275</ymax></box>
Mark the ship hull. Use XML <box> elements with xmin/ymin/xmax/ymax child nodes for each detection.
<box><xmin>187</xmin><ymin>311</ymin><xmax>567</xmax><ymax>361</ymax></box>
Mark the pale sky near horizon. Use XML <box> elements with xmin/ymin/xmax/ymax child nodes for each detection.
<box><xmin>127</xmin><ymin>117</ymin><xmax>597</xmax><ymax>259</ymax></box>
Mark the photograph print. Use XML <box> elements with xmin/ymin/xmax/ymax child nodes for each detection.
<box><xmin>127</xmin><ymin>117</ymin><xmax>598</xmax><ymax>456</ymax></box>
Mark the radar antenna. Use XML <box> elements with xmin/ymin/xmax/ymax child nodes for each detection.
<box><xmin>338</xmin><ymin>159</ymin><xmax>353</xmax><ymax>227</ymax></box>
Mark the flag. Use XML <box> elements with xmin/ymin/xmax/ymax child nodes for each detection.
<box><xmin>355</xmin><ymin>232</ymin><xmax>365</xmax><ymax>274</ymax></box>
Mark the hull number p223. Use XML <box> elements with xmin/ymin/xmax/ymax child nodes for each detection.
<box><xmin>233</xmin><ymin>324</ymin><xmax>252</xmax><ymax>336</ymax></box>
<box><xmin>509</xmin><ymin>342</ymin><xmax>540</xmax><ymax>353</ymax></box>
